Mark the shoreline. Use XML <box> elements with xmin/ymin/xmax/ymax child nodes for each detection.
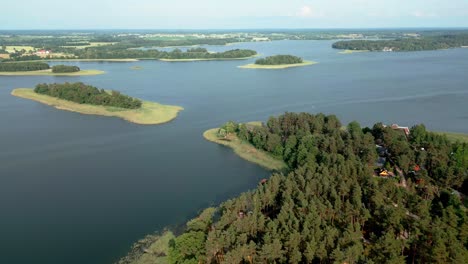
<box><xmin>338</xmin><ymin>49</ymin><xmax>369</xmax><ymax>54</ymax></box>
<box><xmin>203</xmin><ymin>123</ymin><xmax>287</xmax><ymax>171</ymax></box>
<box><xmin>0</xmin><ymin>69</ymin><xmax>105</xmax><ymax>76</ymax></box>
<box><xmin>11</xmin><ymin>88</ymin><xmax>183</xmax><ymax>125</ymax></box>
<box><xmin>238</xmin><ymin>60</ymin><xmax>317</xmax><ymax>69</ymax></box>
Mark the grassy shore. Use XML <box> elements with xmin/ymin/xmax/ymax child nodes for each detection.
<box><xmin>0</xmin><ymin>69</ymin><xmax>105</xmax><ymax>76</ymax></box>
<box><xmin>436</xmin><ymin>131</ymin><xmax>468</xmax><ymax>143</ymax></box>
<box><xmin>238</xmin><ymin>60</ymin><xmax>317</xmax><ymax>69</ymax></box>
<box><xmin>338</xmin><ymin>49</ymin><xmax>369</xmax><ymax>54</ymax></box>
<box><xmin>12</xmin><ymin>88</ymin><xmax>183</xmax><ymax>125</ymax></box>
<box><xmin>203</xmin><ymin>123</ymin><xmax>287</xmax><ymax>171</ymax></box>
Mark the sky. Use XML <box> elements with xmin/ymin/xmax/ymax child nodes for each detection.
<box><xmin>2</xmin><ymin>0</ymin><xmax>468</xmax><ymax>29</ymax></box>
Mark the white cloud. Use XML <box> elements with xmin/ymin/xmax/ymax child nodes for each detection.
<box><xmin>411</xmin><ymin>10</ymin><xmax>437</xmax><ymax>17</ymax></box>
<box><xmin>296</xmin><ymin>5</ymin><xmax>324</xmax><ymax>18</ymax></box>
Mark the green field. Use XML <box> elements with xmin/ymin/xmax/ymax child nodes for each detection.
<box><xmin>12</xmin><ymin>88</ymin><xmax>183</xmax><ymax>125</ymax></box>
<box><xmin>5</xmin><ymin>46</ymin><xmax>36</xmax><ymax>53</ymax></box>
<box><xmin>238</xmin><ymin>60</ymin><xmax>317</xmax><ymax>69</ymax></box>
<box><xmin>0</xmin><ymin>69</ymin><xmax>105</xmax><ymax>76</ymax></box>
<box><xmin>437</xmin><ymin>131</ymin><xmax>468</xmax><ymax>143</ymax></box>
<box><xmin>61</xmin><ymin>42</ymin><xmax>116</xmax><ymax>49</ymax></box>
<box><xmin>203</xmin><ymin>123</ymin><xmax>287</xmax><ymax>171</ymax></box>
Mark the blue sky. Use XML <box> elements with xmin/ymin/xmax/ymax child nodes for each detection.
<box><xmin>2</xmin><ymin>0</ymin><xmax>468</xmax><ymax>29</ymax></box>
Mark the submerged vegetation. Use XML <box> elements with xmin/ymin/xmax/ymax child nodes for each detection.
<box><xmin>131</xmin><ymin>113</ymin><xmax>467</xmax><ymax>263</ymax></box>
<box><xmin>333</xmin><ymin>33</ymin><xmax>468</xmax><ymax>51</ymax></box>
<box><xmin>34</xmin><ymin>82</ymin><xmax>142</xmax><ymax>109</ymax></box>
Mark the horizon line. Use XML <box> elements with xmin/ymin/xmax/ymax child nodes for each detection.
<box><xmin>1</xmin><ymin>26</ymin><xmax>468</xmax><ymax>31</ymax></box>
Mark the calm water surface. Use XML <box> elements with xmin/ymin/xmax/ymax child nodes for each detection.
<box><xmin>1</xmin><ymin>40</ymin><xmax>467</xmax><ymax>264</ymax></box>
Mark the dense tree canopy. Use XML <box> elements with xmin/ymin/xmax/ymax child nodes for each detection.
<box><xmin>168</xmin><ymin>113</ymin><xmax>467</xmax><ymax>264</ymax></box>
<box><xmin>57</xmin><ymin>45</ymin><xmax>256</xmax><ymax>60</ymax></box>
<box><xmin>0</xmin><ymin>62</ymin><xmax>50</xmax><ymax>72</ymax></box>
<box><xmin>34</xmin><ymin>82</ymin><xmax>142</xmax><ymax>109</ymax></box>
<box><xmin>255</xmin><ymin>55</ymin><xmax>303</xmax><ymax>65</ymax></box>
<box><xmin>51</xmin><ymin>65</ymin><xmax>80</xmax><ymax>73</ymax></box>
<box><xmin>332</xmin><ymin>34</ymin><xmax>468</xmax><ymax>51</ymax></box>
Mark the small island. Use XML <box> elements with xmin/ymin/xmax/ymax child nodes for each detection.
<box><xmin>239</xmin><ymin>55</ymin><xmax>317</xmax><ymax>69</ymax></box>
<box><xmin>12</xmin><ymin>82</ymin><xmax>183</xmax><ymax>125</ymax></box>
<box><xmin>0</xmin><ymin>62</ymin><xmax>104</xmax><ymax>76</ymax></box>
<box><xmin>203</xmin><ymin>121</ymin><xmax>287</xmax><ymax>171</ymax></box>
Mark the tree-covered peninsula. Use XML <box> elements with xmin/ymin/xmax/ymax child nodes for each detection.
<box><xmin>333</xmin><ymin>33</ymin><xmax>468</xmax><ymax>52</ymax></box>
<box><xmin>122</xmin><ymin>112</ymin><xmax>467</xmax><ymax>264</ymax></box>
<box><xmin>0</xmin><ymin>62</ymin><xmax>103</xmax><ymax>76</ymax></box>
<box><xmin>239</xmin><ymin>55</ymin><xmax>316</xmax><ymax>69</ymax></box>
<box><xmin>12</xmin><ymin>82</ymin><xmax>183</xmax><ymax>125</ymax></box>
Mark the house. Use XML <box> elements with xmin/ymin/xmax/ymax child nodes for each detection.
<box><xmin>35</xmin><ymin>49</ymin><xmax>51</xmax><ymax>55</ymax></box>
<box><xmin>378</xmin><ymin>168</ymin><xmax>395</xmax><ymax>177</ymax></box>
<box><xmin>383</xmin><ymin>124</ymin><xmax>410</xmax><ymax>137</ymax></box>
<box><xmin>383</xmin><ymin>47</ymin><xmax>394</xmax><ymax>52</ymax></box>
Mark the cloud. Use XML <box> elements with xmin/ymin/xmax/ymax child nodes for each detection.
<box><xmin>296</xmin><ymin>5</ymin><xmax>324</xmax><ymax>18</ymax></box>
<box><xmin>411</xmin><ymin>10</ymin><xmax>437</xmax><ymax>18</ymax></box>
<box><xmin>298</xmin><ymin>6</ymin><xmax>312</xmax><ymax>17</ymax></box>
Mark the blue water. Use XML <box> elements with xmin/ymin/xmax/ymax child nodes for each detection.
<box><xmin>0</xmin><ymin>40</ymin><xmax>467</xmax><ymax>264</ymax></box>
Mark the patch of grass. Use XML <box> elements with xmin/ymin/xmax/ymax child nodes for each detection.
<box><xmin>131</xmin><ymin>66</ymin><xmax>143</xmax><ymax>70</ymax></box>
<box><xmin>338</xmin><ymin>49</ymin><xmax>369</xmax><ymax>54</ymax></box>
<box><xmin>436</xmin><ymin>131</ymin><xmax>468</xmax><ymax>143</ymax></box>
<box><xmin>61</xmin><ymin>42</ymin><xmax>116</xmax><ymax>49</ymax></box>
<box><xmin>132</xmin><ymin>231</ymin><xmax>175</xmax><ymax>264</ymax></box>
<box><xmin>0</xmin><ymin>69</ymin><xmax>105</xmax><ymax>76</ymax></box>
<box><xmin>11</xmin><ymin>88</ymin><xmax>183</xmax><ymax>125</ymax></box>
<box><xmin>203</xmin><ymin>125</ymin><xmax>287</xmax><ymax>171</ymax></box>
<box><xmin>238</xmin><ymin>60</ymin><xmax>317</xmax><ymax>69</ymax></box>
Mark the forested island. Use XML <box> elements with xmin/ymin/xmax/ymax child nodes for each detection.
<box><xmin>51</xmin><ymin>64</ymin><xmax>80</xmax><ymax>73</ymax></box>
<box><xmin>0</xmin><ymin>61</ymin><xmax>104</xmax><ymax>76</ymax></box>
<box><xmin>239</xmin><ymin>55</ymin><xmax>316</xmax><ymax>69</ymax></box>
<box><xmin>12</xmin><ymin>82</ymin><xmax>183</xmax><ymax>125</ymax></box>
<box><xmin>121</xmin><ymin>112</ymin><xmax>467</xmax><ymax>264</ymax></box>
<box><xmin>333</xmin><ymin>33</ymin><xmax>468</xmax><ymax>52</ymax></box>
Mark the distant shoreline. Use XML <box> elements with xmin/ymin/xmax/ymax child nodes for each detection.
<box><xmin>0</xmin><ymin>69</ymin><xmax>105</xmax><ymax>76</ymax></box>
<box><xmin>238</xmin><ymin>60</ymin><xmax>317</xmax><ymax>69</ymax></box>
<box><xmin>11</xmin><ymin>88</ymin><xmax>183</xmax><ymax>125</ymax></box>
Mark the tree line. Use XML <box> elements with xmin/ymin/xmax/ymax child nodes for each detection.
<box><xmin>0</xmin><ymin>62</ymin><xmax>49</xmax><ymax>72</ymax></box>
<box><xmin>51</xmin><ymin>65</ymin><xmax>80</xmax><ymax>73</ymax></box>
<box><xmin>166</xmin><ymin>112</ymin><xmax>467</xmax><ymax>263</ymax></box>
<box><xmin>332</xmin><ymin>34</ymin><xmax>468</xmax><ymax>51</ymax></box>
<box><xmin>34</xmin><ymin>82</ymin><xmax>142</xmax><ymax>109</ymax></box>
<box><xmin>70</xmin><ymin>47</ymin><xmax>257</xmax><ymax>60</ymax></box>
<box><xmin>255</xmin><ymin>55</ymin><xmax>303</xmax><ymax>65</ymax></box>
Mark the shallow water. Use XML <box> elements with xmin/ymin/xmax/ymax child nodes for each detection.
<box><xmin>0</xmin><ymin>40</ymin><xmax>467</xmax><ymax>264</ymax></box>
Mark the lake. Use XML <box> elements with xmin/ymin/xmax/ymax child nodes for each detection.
<box><xmin>0</xmin><ymin>40</ymin><xmax>467</xmax><ymax>264</ymax></box>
